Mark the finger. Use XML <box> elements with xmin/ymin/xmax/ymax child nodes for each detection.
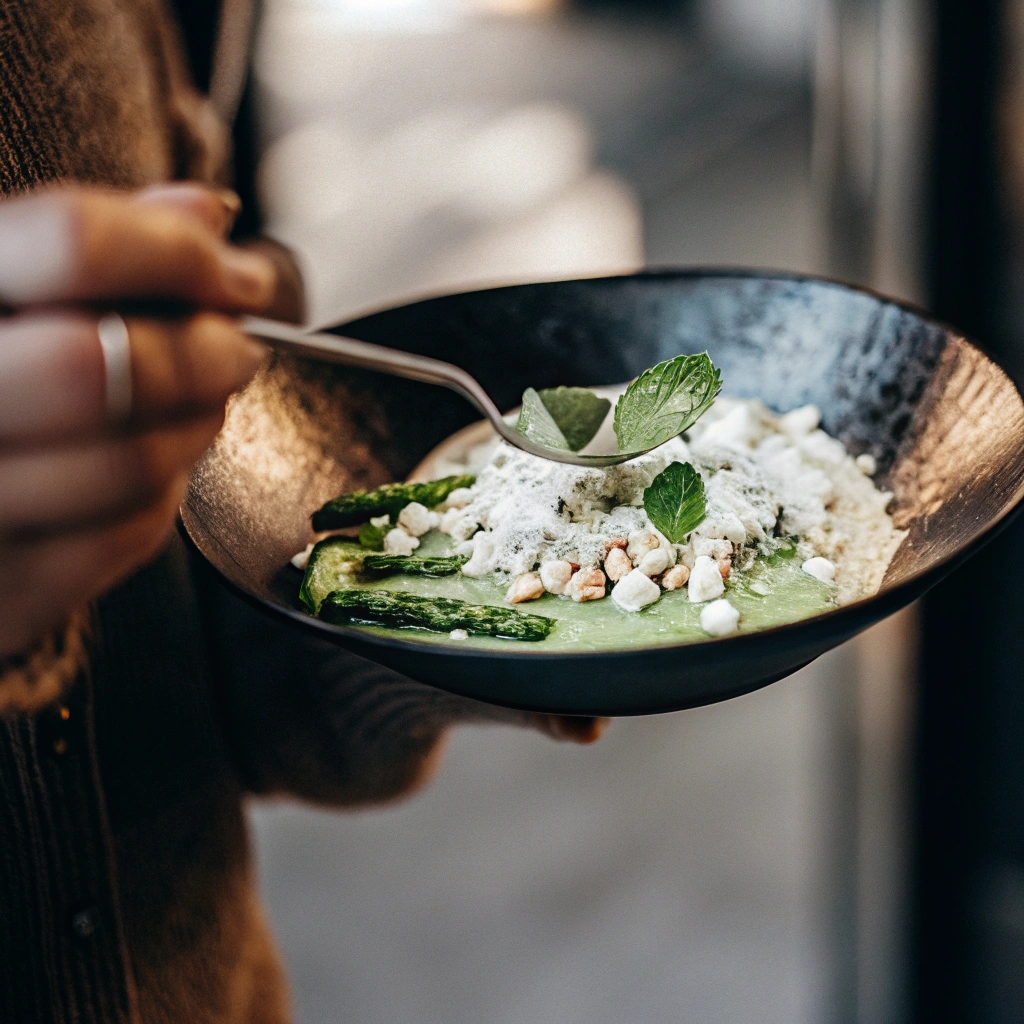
<box><xmin>134</xmin><ymin>183</ymin><xmax>242</xmax><ymax>238</ymax></box>
<box><xmin>0</xmin><ymin>187</ymin><xmax>275</xmax><ymax>310</ymax></box>
<box><xmin>0</xmin><ymin>311</ymin><xmax>266</xmax><ymax>442</ymax></box>
<box><xmin>0</xmin><ymin>476</ymin><xmax>185</xmax><ymax>659</ymax></box>
<box><xmin>526</xmin><ymin>715</ymin><xmax>610</xmax><ymax>745</ymax></box>
<box><xmin>0</xmin><ymin>414</ymin><xmax>223</xmax><ymax>534</ymax></box>
<box><xmin>459</xmin><ymin>700</ymin><xmax>611</xmax><ymax>745</ymax></box>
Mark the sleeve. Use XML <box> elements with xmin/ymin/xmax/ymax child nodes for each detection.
<box><xmin>196</xmin><ymin>558</ymin><xmax>538</xmax><ymax>807</ymax></box>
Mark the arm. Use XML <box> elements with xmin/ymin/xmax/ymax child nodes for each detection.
<box><xmin>198</xmin><ymin>560</ymin><xmax>604</xmax><ymax>808</ymax></box>
<box><xmin>0</xmin><ymin>184</ymin><xmax>276</xmax><ymax>715</ymax></box>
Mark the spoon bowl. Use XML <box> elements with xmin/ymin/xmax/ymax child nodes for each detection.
<box><xmin>184</xmin><ymin>272</ymin><xmax>1024</xmax><ymax>716</ymax></box>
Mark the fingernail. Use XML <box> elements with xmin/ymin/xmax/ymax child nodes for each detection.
<box><xmin>218</xmin><ymin>246</ymin><xmax>277</xmax><ymax>307</ymax></box>
<box><xmin>217</xmin><ymin>189</ymin><xmax>243</xmax><ymax>218</ymax></box>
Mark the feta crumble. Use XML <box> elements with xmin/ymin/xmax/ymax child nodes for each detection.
<box><xmin>688</xmin><ymin>555</ymin><xmax>726</xmax><ymax>603</ymax></box>
<box><xmin>802</xmin><ymin>556</ymin><xmax>836</xmax><ymax>584</ymax></box>
<box><xmin>700</xmin><ymin>599</ymin><xmax>741</xmax><ymax>636</ymax></box>
<box><xmin>611</xmin><ymin>569</ymin><xmax>661</xmax><ymax>612</ymax></box>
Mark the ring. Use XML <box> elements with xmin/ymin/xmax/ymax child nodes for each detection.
<box><xmin>97</xmin><ymin>313</ymin><xmax>132</xmax><ymax>423</ymax></box>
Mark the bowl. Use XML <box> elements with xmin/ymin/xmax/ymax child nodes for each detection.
<box><xmin>181</xmin><ymin>272</ymin><xmax>1024</xmax><ymax>715</ymax></box>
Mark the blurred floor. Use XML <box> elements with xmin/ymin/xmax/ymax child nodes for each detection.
<box><xmin>248</xmin><ymin>6</ymin><xmax>913</xmax><ymax>1022</ymax></box>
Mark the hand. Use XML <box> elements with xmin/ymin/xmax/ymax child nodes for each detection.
<box><xmin>0</xmin><ymin>184</ymin><xmax>276</xmax><ymax>659</ymax></box>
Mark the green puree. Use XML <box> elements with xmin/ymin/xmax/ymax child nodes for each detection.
<box><xmin>301</xmin><ymin>531</ymin><xmax>835</xmax><ymax>652</ymax></box>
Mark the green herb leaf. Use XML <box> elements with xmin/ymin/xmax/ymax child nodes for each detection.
<box><xmin>643</xmin><ymin>461</ymin><xmax>707</xmax><ymax>543</ymax></box>
<box><xmin>614</xmin><ymin>353</ymin><xmax>722</xmax><ymax>453</ymax></box>
<box><xmin>536</xmin><ymin>387</ymin><xmax>611</xmax><ymax>452</ymax></box>
<box><xmin>515</xmin><ymin>388</ymin><xmax>571</xmax><ymax>451</ymax></box>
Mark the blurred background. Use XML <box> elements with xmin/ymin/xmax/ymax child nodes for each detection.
<box><xmin>207</xmin><ymin>0</ymin><xmax>1020</xmax><ymax>1019</ymax></box>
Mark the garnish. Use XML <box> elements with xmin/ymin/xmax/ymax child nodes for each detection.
<box><xmin>516</xmin><ymin>388</ymin><xmax>573</xmax><ymax>451</ymax></box>
<box><xmin>318</xmin><ymin>590</ymin><xmax>554</xmax><ymax>641</ymax></box>
<box><xmin>614</xmin><ymin>353</ymin><xmax>721</xmax><ymax>453</ymax></box>
<box><xmin>312</xmin><ymin>475</ymin><xmax>474</xmax><ymax>531</ymax></box>
<box><xmin>537</xmin><ymin>386</ymin><xmax>611</xmax><ymax>451</ymax></box>
<box><xmin>643</xmin><ymin>461</ymin><xmax>707</xmax><ymax>542</ymax></box>
<box><xmin>514</xmin><ymin>352</ymin><xmax>721</xmax><ymax>458</ymax></box>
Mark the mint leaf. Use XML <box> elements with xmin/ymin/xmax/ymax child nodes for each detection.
<box><xmin>614</xmin><ymin>353</ymin><xmax>722</xmax><ymax>453</ymax></box>
<box><xmin>643</xmin><ymin>461</ymin><xmax>706</xmax><ymax>542</ymax></box>
<box><xmin>536</xmin><ymin>387</ymin><xmax>611</xmax><ymax>452</ymax></box>
<box><xmin>516</xmin><ymin>387</ymin><xmax>571</xmax><ymax>450</ymax></box>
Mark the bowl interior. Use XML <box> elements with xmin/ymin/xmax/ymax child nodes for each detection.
<box><xmin>181</xmin><ymin>272</ymin><xmax>1024</xmax><ymax>712</ymax></box>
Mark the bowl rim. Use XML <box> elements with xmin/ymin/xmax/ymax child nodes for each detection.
<box><xmin>182</xmin><ymin>267</ymin><xmax>1024</xmax><ymax>663</ymax></box>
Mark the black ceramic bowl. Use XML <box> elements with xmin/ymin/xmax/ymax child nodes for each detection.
<box><xmin>181</xmin><ymin>272</ymin><xmax>1024</xmax><ymax>715</ymax></box>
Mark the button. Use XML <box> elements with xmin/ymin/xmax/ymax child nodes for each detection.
<box><xmin>69</xmin><ymin>905</ymin><xmax>101</xmax><ymax>941</ymax></box>
<box><xmin>38</xmin><ymin>705</ymin><xmax>71</xmax><ymax>758</ymax></box>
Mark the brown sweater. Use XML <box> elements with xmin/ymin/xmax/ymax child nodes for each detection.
<box><xmin>0</xmin><ymin>3</ymin><xmax>499</xmax><ymax>1021</ymax></box>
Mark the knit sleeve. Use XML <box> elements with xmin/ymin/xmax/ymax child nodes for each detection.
<box><xmin>196</xmin><ymin>560</ymin><xmax>577</xmax><ymax>807</ymax></box>
<box><xmin>0</xmin><ymin>609</ymin><xmax>89</xmax><ymax>717</ymax></box>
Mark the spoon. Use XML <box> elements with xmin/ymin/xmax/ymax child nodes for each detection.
<box><xmin>242</xmin><ymin>316</ymin><xmax>640</xmax><ymax>468</ymax></box>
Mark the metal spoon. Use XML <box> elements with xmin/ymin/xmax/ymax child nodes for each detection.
<box><xmin>242</xmin><ymin>316</ymin><xmax>641</xmax><ymax>468</ymax></box>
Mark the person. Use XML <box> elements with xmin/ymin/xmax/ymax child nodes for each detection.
<box><xmin>0</xmin><ymin>2</ymin><xmax>604</xmax><ymax>1021</ymax></box>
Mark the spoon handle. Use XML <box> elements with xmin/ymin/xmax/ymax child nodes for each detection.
<box><xmin>241</xmin><ymin>315</ymin><xmax>507</xmax><ymax>424</ymax></box>
<box><xmin>239</xmin><ymin>316</ymin><xmax>624</xmax><ymax>468</ymax></box>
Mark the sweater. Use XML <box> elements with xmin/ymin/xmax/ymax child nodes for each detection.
<box><xmin>0</xmin><ymin>3</ymin><xmax>501</xmax><ymax>1021</ymax></box>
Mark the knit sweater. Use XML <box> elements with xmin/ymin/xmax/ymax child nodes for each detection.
<box><xmin>0</xmin><ymin>3</ymin><xmax>492</xmax><ymax>1021</ymax></box>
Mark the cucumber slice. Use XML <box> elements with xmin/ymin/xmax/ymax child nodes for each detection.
<box><xmin>299</xmin><ymin>538</ymin><xmax>365</xmax><ymax>613</ymax></box>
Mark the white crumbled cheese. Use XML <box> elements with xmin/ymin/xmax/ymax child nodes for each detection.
<box><xmin>856</xmin><ymin>453</ymin><xmax>877</xmax><ymax>476</ymax></box>
<box><xmin>369</xmin><ymin>514</ymin><xmax>390</xmax><ymax>529</ymax></box>
<box><xmin>432</xmin><ymin>396</ymin><xmax>905</xmax><ymax>607</ymax></box>
<box><xmin>441</xmin><ymin>507</ymin><xmax>479</xmax><ymax>542</ymax></box>
<box><xmin>701</xmin><ymin>598</ymin><xmax>741</xmax><ymax>636</ymax></box>
<box><xmin>384</xmin><ymin>528</ymin><xmax>419</xmax><ymax>556</ymax></box>
<box><xmin>778</xmin><ymin>404</ymin><xmax>821</xmax><ymax>438</ymax></box>
<box><xmin>638</xmin><ymin>548</ymin><xmax>671</xmax><ymax>577</ymax></box>
<box><xmin>461</xmin><ymin>531</ymin><xmax>495</xmax><ymax>577</ymax></box>
<box><xmin>688</xmin><ymin>555</ymin><xmax>726</xmax><ymax>603</ymax></box>
<box><xmin>611</xmin><ymin>569</ymin><xmax>662</xmax><ymax>612</ymax></box>
<box><xmin>397</xmin><ymin>501</ymin><xmax>437</xmax><ymax>537</ymax></box>
<box><xmin>449</xmin><ymin>628</ymin><xmax>469</xmax><ymax>640</ymax></box>
<box><xmin>802</xmin><ymin>556</ymin><xmax>837</xmax><ymax>584</ymax></box>
<box><xmin>540</xmin><ymin>559</ymin><xmax>574</xmax><ymax>594</ymax></box>
<box><xmin>454</xmin><ymin>539</ymin><xmax>475</xmax><ymax>557</ymax></box>
<box><xmin>444</xmin><ymin>487</ymin><xmax>474</xmax><ymax>509</ymax></box>
<box><xmin>291</xmin><ymin>543</ymin><xmax>315</xmax><ymax>570</ymax></box>
<box><xmin>627</xmin><ymin>529</ymin><xmax>662</xmax><ymax>563</ymax></box>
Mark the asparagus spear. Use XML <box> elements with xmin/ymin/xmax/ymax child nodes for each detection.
<box><xmin>311</xmin><ymin>475</ymin><xmax>475</xmax><ymax>531</ymax></box>
<box><xmin>360</xmin><ymin>554</ymin><xmax>467</xmax><ymax>579</ymax></box>
<box><xmin>299</xmin><ymin>541</ymin><xmax>469</xmax><ymax>612</ymax></box>
<box><xmin>319</xmin><ymin>590</ymin><xmax>554</xmax><ymax>641</ymax></box>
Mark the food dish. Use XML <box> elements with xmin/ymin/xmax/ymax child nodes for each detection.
<box><xmin>294</xmin><ymin>362</ymin><xmax>907</xmax><ymax>650</ymax></box>
<box><xmin>180</xmin><ymin>272</ymin><xmax>1024</xmax><ymax>714</ymax></box>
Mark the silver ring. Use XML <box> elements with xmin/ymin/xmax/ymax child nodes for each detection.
<box><xmin>97</xmin><ymin>313</ymin><xmax>132</xmax><ymax>423</ymax></box>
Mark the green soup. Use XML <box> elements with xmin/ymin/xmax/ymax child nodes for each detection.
<box><xmin>302</xmin><ymin>530</ymin><xmax>835</xmax><ymax>652</ymax></box>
